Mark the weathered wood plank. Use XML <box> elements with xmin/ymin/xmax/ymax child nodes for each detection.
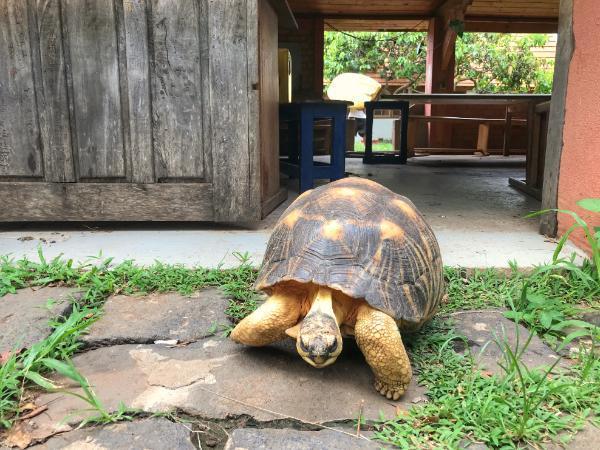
<box><xmin>0</xmin><ymin>182</ymin><xmax>214</xmax><ymax>221</ymax></box>
<box><xmin>0</xmin><ymin>0</ymin><xmax>43</xmax><ymax>178</ymax></box>
<box><xmin>197</xmin><ymin>0</ymin><xmax>213</xmax><ymax>183</ymax></box>
<box><xmin>150</xmin><ymin>0</ymin><xmax>206</xmax><ymax>181</ymax></box>
<box><xmin>34</xmin><ymin>0</ymin><xmax>75</xmax><ymax>182</ymax></box>
<box><xmin>208</xmin><ymin>0</ymin><xmax>260</xmax><ymax>221</ymax></box>
<box><xmin>64</xmin><ymin>0</ymin><xmax>125</xmax><ymax>179</ymax></box>
<box><xmin>258</xmin><ymin>0</ymin><xmax>281</xmax><ymax>214</ymax></box>
<box><xmin>123</xmin><ymin>0</ymin><xmax>154</xmax><ymax>183</ymax></box>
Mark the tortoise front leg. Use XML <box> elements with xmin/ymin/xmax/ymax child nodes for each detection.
<box><xmin>230</xmin><ymin>293</ymin><xmax>302</xmax><ymax>346</ymax></box>
<box><xmin>354</xmin><ymin>304</ymin><xmax>412</xmax><ymax>400</ymax></box>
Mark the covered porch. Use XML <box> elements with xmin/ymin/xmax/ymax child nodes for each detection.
<box><xmin>278</xmin><ymin>0</ymin><xmax>593</xmax><ymax>248</ymax></box>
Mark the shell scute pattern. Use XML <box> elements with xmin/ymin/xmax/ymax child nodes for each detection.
<box><xmin>256</xmin><ymin>178</ymin><xmax>444</xmax><ymax>329</ymax></box>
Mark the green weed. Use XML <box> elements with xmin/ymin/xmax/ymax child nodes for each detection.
<box><xmin>0</xmin><ymin>306</ymin><xmax>96</xmax><ymax>428</ymax></box>
<box><xmin>375</xmin><ymin>319</ymin><xmax>600</xmax><ymax>449</ymax></box>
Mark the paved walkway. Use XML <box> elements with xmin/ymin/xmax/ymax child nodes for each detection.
<box><xmin>0</xmin><ymin>157</ymin><xmax>586</xmax><ymax>269</ymax></box>
<box><xmin>0</xmin><ymin>226</ymin><xmax>584</xmax><ymax>269</ymax></box>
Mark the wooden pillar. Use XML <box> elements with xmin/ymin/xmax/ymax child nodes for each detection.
<box><xmin>503</xmin><ymin>106</ymin><xmax>513</xmax><ymax>156</ymax></box>
<box><xmin>313</xmin><ymin>17</ymin><xmax>324</xmax><ymax>98</ymax></box>
<box><xmin>425</xmin><ymin>17</ymin><xmax>455</xmax><ymax>95</ymax></box>
<box><xmin>425</xmin><ymin>17</ymin><xmax>455</xmax><ymax>148</ymax></box>
<box><xmin>540</xmin><ymin>0</ymin><xmax>574</xmax><ymax>236</ymax></box>
<box><xmin>425</xmin><ymin>0</ymin><xmax>472</xmax><ymax>147</ymax></box>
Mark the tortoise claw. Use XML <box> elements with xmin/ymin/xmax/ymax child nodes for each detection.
<box><xmin>374</xmin><ymin>379</ymin><xmax>407</xmax><ymax>401</ymax></box>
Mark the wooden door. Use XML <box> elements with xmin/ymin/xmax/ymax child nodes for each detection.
<box><xmin>258</xmin><ymin>0</ymin><xmax>286</xmax><ymax>217</ymax></box>
<box><xmin>0</xmin><ymin>0</ymin><xmax>261</xmax><ymax>222</ymax></box>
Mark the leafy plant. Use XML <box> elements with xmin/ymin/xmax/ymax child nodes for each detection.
<box><xmin>41</xmin><ymin>358</ymin><xmax>139</xmax><ymax>427</ymax></box>
<box><xmin>455</xmin><ymin>33</ymin><xmax>554</xmax><ymax>94</ymax></box>
<box><xmin>0</xmin><ymin>307</ymin><xmax>96</xmax><ymax>427</ymax></box>
<box><xmin>527</xmin><ymin>198</ymin><xmax>600</xmax><ymax>282</ymax></box>
<box><xmin>509</xmin><ymin>199</ymin><xmax>600</xmax><ymax>347</ymax></box>
<box><xmin>505</xmin><ymin>282</ymin><xmax>599</xmax><ymax>348</ymax></box>
<box><xmin>324</xmin><ymin>31</ymin><xmax>555</xmax><ymax>93</ymax></box>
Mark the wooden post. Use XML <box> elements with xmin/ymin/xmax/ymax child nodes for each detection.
<box><xmin>503</xmin><ymin>106</ymin><xmax>513</xmax><ymax>156</ymax></box>
<box><xmin>392</xmin><ymin>119</ymin><xmax>402</xmax><ymax>151</ymax></box>
<box><xmin>526</xmin><ymin>101</ymin><xmax>536</xmax><ymax>163</ymax></box>
<box><xmin>425</xmin><ymin>17</ymin><xmax>455</xmax><ymax>95</ymax></box>
<box><xmin>425</xmin><ymin>1</ymin><xmax>472</xmax><ymax>148</ymax></box>
<box><xmin>407</xmin><ymin>118</ymin><xmax>417</xmax><ymax>157</ymax></box>
<box><xmin>540</xmin><ymin>0</ymin><xmax>574</xmax><ymax>236</ymax></box>
<box><xmin>476</xmin><ymin>123</ymin><xmax>490</xmax><ymax>155</ymax></box>
<box><xmin>313</xmin><ymin>17</ymin><xmax>324</xmax><ymax>98</ymax></box>
<box><xmin>346</xmin><ymin>118</ymin><xmax>356</xmax><ymax>152</ymax></box>
<box><xmin>528</xmin><ymin>111</ymin><xmax>542</xmax><ymax>187</ymax></box>
<box><xmin>425</xmin><ymin>17</ymin><xmax>454</xmax><ymax>148</ymax></box>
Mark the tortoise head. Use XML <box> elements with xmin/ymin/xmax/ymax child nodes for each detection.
<box><xmin>286</xmin><ymin>286</ymin><xmax>343</xmax><ymax>368</ymax></box>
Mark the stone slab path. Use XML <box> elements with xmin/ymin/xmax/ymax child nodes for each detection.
<box><xmin>80</xmin><ymin>289</ymin><xmax>230</xmax><ymax>348</ymax></box>
<box><xmin>1</xmin><ymin>286</ymin><xmax>598</xmax><ymax>449</ymax></box>
<box><xmin>27</xmin><ymin>418</ymin><xmax>195</xmax><ymax>450</ymax></box>
<box><xmin>451</xmin><ymin>310</ymin><xmax>569</xmax><ymax>375</ymax></box>
<box><xmin>0</xmin><ymin>287</ymin><xmax>81</xmax><ymax>354</ymax></box>
<box><xmin>224</xmin><ymin>428</ymin><xmax>381</xmax><ymax>449</ymax></box>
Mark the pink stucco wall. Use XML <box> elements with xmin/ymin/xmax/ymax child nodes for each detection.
<box><xmin>557</xmin><ymin>0</ymin><xmax>600</xmax><ymax>253</ymax></box>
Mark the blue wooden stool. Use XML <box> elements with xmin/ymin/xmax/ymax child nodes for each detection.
<box><xmin>280</xmin><ymin>101</ymin><xmax>349</xmax><ymax>192</ymax></box>
<box><xmin>363</xmin><ymin>100</ymin><xmax>409</xmax><ymax>164</ymax></box>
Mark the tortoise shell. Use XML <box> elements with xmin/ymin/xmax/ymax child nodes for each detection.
<box><xmin>255</xmin><ymin>177</ymin><xmax>444</xmax><ymax>329</ymax></box>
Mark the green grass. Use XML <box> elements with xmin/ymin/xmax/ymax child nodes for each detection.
<box><xmin>374</xmin><ymin>319</ymin><xmax>600</xmax><ymax>449</ymax></box>
<box><xmin>0</xmin><ymin>250</ymin><xmax>259</xmax><ymax>320</ymax></box>
<box><xmin>353</xmin><ymin>139</ymin><xmax>395</xmax><ymax>152</ymax></box>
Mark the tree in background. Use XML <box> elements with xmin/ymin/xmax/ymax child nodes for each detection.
<box><xmin>324</xmin><ymin>31</ymin><xmax>554</xmax><ymax>94</ymax></box>
<box><xmin>455</xmin><ymin>33</ymin><xmax>553</xmax><ymax>93</ymax></box>
<box><xmin>324</xmin><ymin>32</ymin><xmax>427</xmax><ymax>91</ymax></box>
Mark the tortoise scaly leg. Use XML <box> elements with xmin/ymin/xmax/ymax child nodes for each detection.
<box><xmin>354</xmin><ymin>304</ymin><xmax>412</xmax><ymax>400</ymax></box>
<box><xmin>230</xmin><ymin>293</ymin><xmax>302</xmax><ymax>346</ymax></box>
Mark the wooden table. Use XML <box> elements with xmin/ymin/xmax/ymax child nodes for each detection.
<box><xmin>380</xmin><ymin>93</ymin><xmax>552</xmax><ymax>197</ymax></box>
<box><xmin>381</xmin><ymin>93</ymin><xmax>550</xmax><ymax>153</ymax></box>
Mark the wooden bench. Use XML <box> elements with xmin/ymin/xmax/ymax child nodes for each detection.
<box><xmin>393</xmin><ymin>114</ymin><xmax>527</xmax><ymax>156</ymax></box>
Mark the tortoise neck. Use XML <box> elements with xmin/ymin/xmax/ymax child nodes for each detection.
<box><xmin>309</xmin><ymin>286</ymin><xmax>344</xmax><ymax>325</ymax></box>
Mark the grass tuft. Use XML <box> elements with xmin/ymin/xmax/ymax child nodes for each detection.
<box><xmin>374</xmin><ymin>319</ymin><xmax>600</xmax><ymax>449</ymax></box>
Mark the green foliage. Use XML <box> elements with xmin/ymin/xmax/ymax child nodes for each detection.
<box><xmin>442</xmin><ymin>266</ymin><xmax>521</xmax><ymax>313</ymax></box>
<box><xmin>0</xmin><ymin>307</ymin><xmax>97</xmax><ymax>428</ymax></box>
<box><xmin>527</xmin><ymin>198</ymin><xmax>600</xmax><ymax>285</ymax></box>
<box><xmin>0</xmin><ymin>250</ymin><xmax>259</xmax><ymax>315</ymax></box>
<box><xmin>455</xmin><ymin>33</ymin><xmax>554</xmax><ymax>93</ymax></box>
<box><xmin>324</xmin><ymin>31</ymin><xmax>554</xmax><ymax>94</ymax></box>
<box><xmin>375</xmin><ymin>319</ymin><xmax>600</xmax><ymax>449</ymax></box>
<box><xmin>324</xmin><ymin>31</ymin><xmax>427</xmax><ymax>90</ymax></box>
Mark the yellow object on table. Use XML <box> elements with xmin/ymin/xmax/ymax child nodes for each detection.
<box><xmin>326</xmin><ymin>73</ymin><xmax>382</xmax><ymax>111</ymax></box>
